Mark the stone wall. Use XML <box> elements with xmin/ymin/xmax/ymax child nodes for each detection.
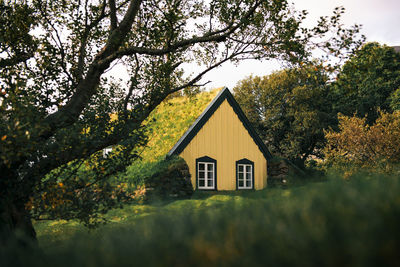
<box><xmin>267</xmin><ymin>158</ymin><xmax>306</xmax><ymax>186</ymax></box>
<box><xmin>138</xmin><ymin>157</ymin><xmax>193</xmax><ymax>202</ymax></box>
<box><xmin>268</xmin><ymin>159</ymin><xmax>290</xmax><ymax>186</ymax></box>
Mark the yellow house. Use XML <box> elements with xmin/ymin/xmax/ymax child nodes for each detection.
<box><xmin>168</xmin><ymin>87</ymin><xmax>272</xmax><ymax>191</ymax></box>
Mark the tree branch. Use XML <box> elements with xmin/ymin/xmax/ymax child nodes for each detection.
<box><xmin>170</xmin><ymin>54</ymin><xmax>237</xmax><ymax>94</ymax></box>
<box><xmin>123</xmin><ymin>54</ymin><xmax>140</xmax><ymax>113</ymax></box>
<box><xmin>75</xmin><ymin>0</ymin><xmax>130</xmax><ymax>82</ymax></box>
<box><xmin>0</xmin><ymin>52</ymin><xmax>32</xmax><ymax>68</ymax></box>
<box><xmin>109</xmin><ymin>0</ymin><xmax>118</xmax><ymax>30</ymax></box>
<box><xmin>43</xmin><ymin>0</ymin><xmax>143</xmax><ymax>140</ymax></box>
<box><xmin>101</xmin><ymin>0</ymin><xmax>262</xmax><ymax>64</ymax></box>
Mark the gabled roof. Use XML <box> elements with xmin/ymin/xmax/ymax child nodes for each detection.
<box><xmin>167</xmin><ymin>87</ymin><xmax>272</xmax><ymax>160</ymax></box>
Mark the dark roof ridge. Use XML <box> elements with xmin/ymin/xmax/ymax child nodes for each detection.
<box><xmin>167</xmin><ymin>87</ymin><xmax>272</xmax><ymax>160</ymax></box>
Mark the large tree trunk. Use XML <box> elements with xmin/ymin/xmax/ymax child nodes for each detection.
<box><xmin>0</xmin><ymin>199</ymin><xmax>37</xmax><ymax>247</ymax></box>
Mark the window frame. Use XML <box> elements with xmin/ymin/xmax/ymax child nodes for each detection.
<box><xmin>236</xmin><ymin>158</ymin><xmax>254</xmax><ymax>190</ymax></box>
<box><xmin>102</xmin><ymin>146</ymin><xmax>113</xmax><ymax>158</ymax></box>
<box><xmin>196</xmin><ymin>156</ymin><xmax>217</xmax><ymax>191</ymax></box>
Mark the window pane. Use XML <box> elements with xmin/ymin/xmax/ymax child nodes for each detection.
<box><xmin>239</xmin><ymin>180</ymin><xmax>244</xmax><ymax>187</ymax></box>
<box><xmin>199</xmin><ymin>171</ymin><xmax>205</xmax><ymax>179</ymax></box>
<box><xmin>246</xmin><ymin>172</ymin><xmax>251</xmax><ymax>181</ymax></box>
<box><xmin>246</xmin><ymin>165</ymin><xmax>252</xmax><ymax>173</ymax></box>
<box><xmin>238</xmin><ymin>165</ymin><xmax>243</xmax><ymax>172</ymax></box>
<box><xmin>199</xmin><ymin>163</ymin><xmax>205</xmax><ymax>171</ymax></box>
<box><xmin>207</xmin><ymin>164</ymin><xmax>213</xmax><ymax>171</ymax></box>
<box><xmin>208</xmin><ymin>171</ymin><xmax>213</xmax><ymax>179</ymax></box>
<box><xmin>238</xmin><ymin>173</ymin><xmax>243</xmax><ymax>180</ymax></box>
<box><xmin>199</xmin><ymin>180</ymin><xmax>205</xmax><ymax>187</ymax></box>
<box><xmin>207</xmin><ymin>179</ymin><xmax>213</xmax><ymax>187</ymax></box>
<box><xmin>246</xmin><ymin>180</ymin><xmax>251</xmax><ymax>187</ymax></box>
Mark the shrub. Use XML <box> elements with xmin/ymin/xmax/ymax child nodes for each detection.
<box><xmin>324</xmin><ymin>111</ymin><xmax>400</xmax><ymax>175</ymax></box>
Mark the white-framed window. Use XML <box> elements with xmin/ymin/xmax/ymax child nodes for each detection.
<box><xmin>102</xmin><ymin>146</ymin><xmax>113</xmax><ymax>158</ymax></box>
<box><xmin>197</xmin><ymin>162</ymin><xmax>215</xmax><ymax>189</ymax></box>
<box><xmin>237</xmin><ymin>161</ymin><xmax>253</xmax><ymax>189</ymax></box>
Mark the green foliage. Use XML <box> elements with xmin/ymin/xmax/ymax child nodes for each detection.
<box><xmin>123</xmin><ymin>158</ymin><xmax>178</xmax><ymax>188</ymax></box>
<box><xmin>3</xmin><ymin>174</ymin><xmax>400</xmax><ymax>266</ymax></box>
<box><xmin>0</xmin><ymin>2</ymin><xmax>37</xmax><ymax>68</ymax></box>
<box><xmin>390</xmin><ymin>88</ymin><xmax>400</xmax><ymax>111</ymax></box>
<box><xmin>123</xmin><ymin>161</ymin><xmax>161</xmax><ymax>189</ymax></box>
<box><xmin>234</xmin><ymin>64</ymin><xmax>335</xmax><ymax>164</ymax></box>
<box><xmin>331</xmin><ymin>42</ymin><xmax>400</xmax><ymax>124</ymax></box>
<box><xmin>324</xmin><ymin>111</ymin><xmax>400</xmax><ymax>175</ymax></box>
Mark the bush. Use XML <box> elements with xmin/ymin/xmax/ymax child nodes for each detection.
<box><xmin>324</xmin><ymin>111</ymin><xmax>400</xmax><ymax>175</ymax></box>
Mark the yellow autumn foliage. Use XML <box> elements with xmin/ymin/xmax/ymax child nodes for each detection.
<box><xmin>324</xmin><ymin>111</ymin><xmax>400</xmax><ymax>175</ymax></box>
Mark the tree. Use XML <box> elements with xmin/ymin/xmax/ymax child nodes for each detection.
<box><xmin>233</xmin><ymin>64</ymin><xmax>335</xmax><ymax>166</ymax></box>
<box><xmin>389</xmin><ymin>88</ymin><xmax>400</xmax><ymax>111</ymax></box>
<box><xmin>331</xmin><ymin>42</ymin><xmax>400</xmax><ymax>124</ymax></box>
<box><xmin>0</xmin><ymin>0</ymin><xmax>363</xmax><ymax>243</ymax></box>
<box><xmin>324</xmin><ymin>111</ymin><xmax>400</xmax><ymax>176</ymax></box>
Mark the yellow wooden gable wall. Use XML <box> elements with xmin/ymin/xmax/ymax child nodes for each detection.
<box><xmin>179</xmin><ymin>99</ymin><xmax>267</xmax><ymax>190</ymax></box>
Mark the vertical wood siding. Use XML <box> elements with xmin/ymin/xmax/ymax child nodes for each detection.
<box><xmin>180</xmin><ymin>99</ymin><xmax>267</xmax><ymax>190</ymax></box>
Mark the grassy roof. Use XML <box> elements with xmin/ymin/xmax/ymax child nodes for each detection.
<box><xmin>138</xmin><ymin>89</ymin><xmax>221</xmax><ymax>162</ymax></box>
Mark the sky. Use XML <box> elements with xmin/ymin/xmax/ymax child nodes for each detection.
<box><xmin>192</xmin><ymin>0</ymin><xmax>400</xmax><ymax>90</ymax></box>
<box><xmin>107</xmin><ymin>0</ymin><xmax>400</xmax><ymax>91</ymax></box>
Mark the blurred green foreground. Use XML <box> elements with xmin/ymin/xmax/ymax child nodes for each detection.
<box><xmin>2</xmin><ymin>174</ymin><xmax>400</xmax><ymax>267</ymax></box>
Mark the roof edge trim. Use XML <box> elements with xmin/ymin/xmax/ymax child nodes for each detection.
<box><xmin>167</xmin><ymin>87</ymin><xmax>272</xmax><ymax>160</ymax></box>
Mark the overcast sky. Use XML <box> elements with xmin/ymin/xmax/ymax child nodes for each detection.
<box><xmin>195</xmin><ymin>0</ymin><xmax>400</xmax><ymax>90</ymax></box>
<box><xmin>108</xmin><ymin>0</ymin><xmax>400</xmax><ymax>91</ymax></box>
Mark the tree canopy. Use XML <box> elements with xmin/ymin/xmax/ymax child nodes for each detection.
<box><xmin>331</xmin><ymin>42</ymin><xmax>400</xmax><ymax>124</ymax></box>
<box><xmin>234</xmin><ymin>64</ymin><xmax>335</xmax><ymax>165</ymax></box>
<box><xmin>0</xmin><ymin>0</ymin><xmax>363</xmax><ymax>243</ymax></box>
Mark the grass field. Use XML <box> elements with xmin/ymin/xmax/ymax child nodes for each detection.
<box><xmin>33</xmin><ymin>184</ymin><xmax>289</xmax><ymax>248</ymax></box>
<box><xmin>3</xmin><ymin>174</ymin><xmax>400</xmax><ymax>267</ymax></box>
